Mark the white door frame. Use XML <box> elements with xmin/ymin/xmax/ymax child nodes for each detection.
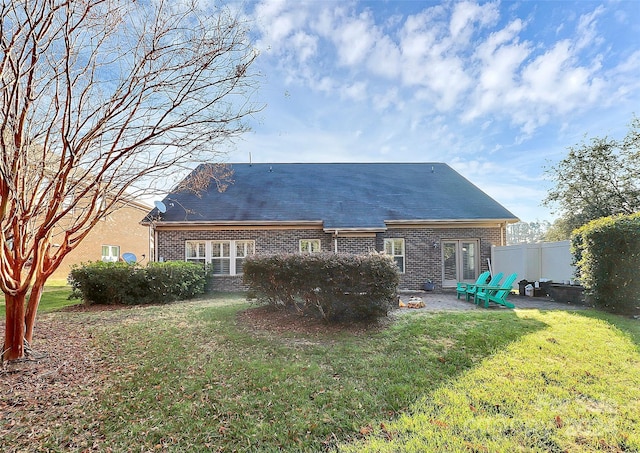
<box><xmin>441</xmin><ymin>239</ymin><xmax>480</xmax><ymax>287</ymax></box>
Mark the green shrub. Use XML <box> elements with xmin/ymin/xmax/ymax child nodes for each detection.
<box><xmin>68</xmin><ymin>261</ymin><xmax>138</xmax><ymax>304</ymax></box>
<box><xmin>69</xmin><ymin>261</ymin><xmax>206</xmax><ymax>305</ymax></box>
<box><xmin>242</xmin><ymin>252</ymin><xmax>399</xmax><ymax>322</ymax></box>
<box><xmin>144</xmin><ymin>261</ymin><xmax>206</xmax><ymax>301</ymax></box>
<box><xmin>572</xmin><ymin>212</ymin><xmax>640</xmax><ymax>315</ymax></box>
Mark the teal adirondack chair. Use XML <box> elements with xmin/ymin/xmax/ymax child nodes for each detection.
<box><xmin>475</xmin><ymin>273</ymin><xmax>518</xmax><ymax>308</ymax></box>
<box><xmin>456</xmin><ymin>271</ymin><xmax>490</xmax><ymax>299</ymax></box>
<box><xmin>465</xmin><ymin>272</ymin><xmax>503</xmax><ymax>302</ymax></box>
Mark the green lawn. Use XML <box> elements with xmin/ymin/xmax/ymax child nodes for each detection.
<box><xmin>2</xmin><ymin>293</ymin><xmax>639</xmax><ymax>452</ymax></box>
<box><xmin>0</xmin><ymin>283</ymin><xmax>77</xmax><ymax>317</ymax></box>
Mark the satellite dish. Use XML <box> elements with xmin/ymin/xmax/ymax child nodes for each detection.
<box><xmin>122</xmin><ymin>252</ymin><xmax>137</xmax><ymax>264</ymax></box>
<box><xmin>154</xmin><ymin>200</ymin><xmax>167</xmax><ymax>213</ymax></box>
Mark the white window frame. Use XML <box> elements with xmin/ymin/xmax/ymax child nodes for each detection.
<box><xmin>184</xmin><ymin>240</ymin><xmax>254</xmax><ymax>276</ymax></box>
<box><xmin>185</xmin><ymin>241</ymin><xmax>206</xmax><ymax>265</ymax></box>
<box><xmin>102</xmin><ymin>245</ymin><xmax>120</xmax><ymax>262</ymax></box>
<box><xmin>211</xmin><ymin>241</ymin><xmax>232</xmax><ymax>275</ymax></box>
<box><xmin>234</xmin><ymin>240</ymin><xmax>254</xmax><ymax>275</ymax></box>
<box><xmin>384</xmin><ymin>238</ymin><xmax>405</xmax><ymax>273</ymax></box>
<box><xmin>299</xmin><ymin>239</ymin><xmax>321</xmax><ymax>254</ymax></box>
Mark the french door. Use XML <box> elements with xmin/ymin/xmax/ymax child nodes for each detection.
<box><xmin>442</xmin><ymin>240</ymin><xmax>480</xmax><ymax>287</ymax></box>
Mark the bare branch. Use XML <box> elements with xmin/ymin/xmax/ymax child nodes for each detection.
<box><xmin>1</xmin><ymin>0</ymin><xmax>260</xmax><ymax>361</ymax></box>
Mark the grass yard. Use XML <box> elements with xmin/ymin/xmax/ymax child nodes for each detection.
<box><xmin>1</xmin><ymin>293</ymin><xmax>639</xmax><ymax>452</ymax></box>
<box><xmin>0</xmin><ymin>281</ymin><xmax>77</xmax><ymax>316</ymax></box>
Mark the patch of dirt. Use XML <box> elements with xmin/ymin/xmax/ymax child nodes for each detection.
<box><xmin>1</xmin><ymin>315</ymin><xmax>108</xmax><ymax>450</ymax></box>
<box><xmin>59</xmin><ymin>302</ymin><xmax>142</xmax><ymax>312</ymax></box>
<box><xmin>237</xmin><ymin>304</ymin><xmax>393</xmax><ymax>337</ymax></box>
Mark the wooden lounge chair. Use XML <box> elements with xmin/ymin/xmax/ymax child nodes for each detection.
<box><xmin>475</xmin><ymin>273</ymin><xmax>518</xmax><ymax>308</ymax></box>
<box><xmin>456</xmin><ymin>271</ymin><xmax>490</xmax><ymax>299</ymax></box>
<box><xmin>465</xmin><ymin>272</ymin><xmax>503</xmax><ymax>302</ymax></box>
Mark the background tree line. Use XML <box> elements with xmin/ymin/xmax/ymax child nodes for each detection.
<box><xmin>508</xmin><ymin>116</ymin><xmax>639</xmax><ymax>245</ymax></box>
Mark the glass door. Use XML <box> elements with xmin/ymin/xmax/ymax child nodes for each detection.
<box><xmin>442</xmin><ymin>240</ymin><xmax>480</xmax><ymax>287</ymax></box>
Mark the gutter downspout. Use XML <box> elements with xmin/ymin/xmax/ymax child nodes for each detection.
<box><xmin>148</xmin><ymin>222</ymin><xmax>153</xmax><ymax>262</ymax></box>
<box><xmin>334</xmin><ymin>230</ymin><xmax>338</xmax><ymax>253</ymax></box>
<box><xmin>154</xmin><ymin>227</ymin><xmax>159</xmax><ymax>262</ymax></box>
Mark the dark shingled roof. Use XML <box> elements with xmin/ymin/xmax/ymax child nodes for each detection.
<box><xmin>147</xmin><ymin>163</ymin><xmax>518</xmax><ymax>229</ymax></box>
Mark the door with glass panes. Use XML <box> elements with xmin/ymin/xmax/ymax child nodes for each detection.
<box><xmin>442</xmin><ymin>240</ymin><xmax>480</xmax><ymax>287</ymax></box>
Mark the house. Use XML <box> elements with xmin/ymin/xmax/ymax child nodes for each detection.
<box><xmin>143</xmin><ymin>163</ymin><xmax>519</xmax><ymax>291</ymax></box>
<box><xmin>50</xmin><ymin>199</ymin><xmax>152</xmax><ymax>280</ymax></box>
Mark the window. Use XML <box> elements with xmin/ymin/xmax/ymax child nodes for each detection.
<box><xmin>102</xmin><ymin>245</ymin><xmax>120</xmax><ymax>262</ymax></box>
<box><xmin>211</xmin><ymin>241</ymin><xmax>231</xmax><ymax>275</ymax></box>
<box><xmin>299</xmin><ymin>239</ymin><xmax>321</xmax><ymax>253</ymax></box>
<box><xmin>235</xmin><ymin>240</ymin><xmax>254</xmax><ymax>274</ymax></box>
<box><xmin>185</xmin><ymin>241</ymin><xmax>206</xmax><ymax>265</ymax></box>
<box><xmin>185</xmin><ymin>240</ymin><xmax>254</xmax><ymax>275</ymax></box>
<box><xmin>384</xmin><ymin>238</ymin><xmax>405</xmax><ymax>273</ymax></box>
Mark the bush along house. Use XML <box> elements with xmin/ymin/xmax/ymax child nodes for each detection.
<box><xmin>142</xmin><ymin>163</ymin><xmax>519</xmax><ymax>291</ymax></box>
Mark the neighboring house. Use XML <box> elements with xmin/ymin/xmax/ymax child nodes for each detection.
<box><xmin>143</xmin><ymin>163</ymin><xmax>519</xmax><ymax>291</ymax></box>
<box><xmin>50</xmin><ymin>199</ymin><xmax>152</xmax><ymax>280</ymax></box>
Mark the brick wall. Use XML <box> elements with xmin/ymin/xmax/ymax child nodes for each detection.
<box><xmin>380</xmin><ymin>227</ymin><xmax>502</xmax><ymax>290</ymax></box>
<box><xmin>52</xmin><ymin>203</ymin><xmax>150</xmax><ymax>280</ymax></box>
<box><xmin>156</xmin><ymin>225</ymin><xmax>503</xmax><ymax>291</ymax></box>
<box><xmin>156</xmin><ymin>227</ymin><xmax>331</xmax><ymax>292</ymax></box>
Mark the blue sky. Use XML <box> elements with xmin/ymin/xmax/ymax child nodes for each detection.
<box><xmin>225</xmin><ymin>0</ymin><xmax>640</xmax><ymax>222</ymax></box>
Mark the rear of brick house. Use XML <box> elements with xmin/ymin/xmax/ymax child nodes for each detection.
<box><xmin>143</xmin><ymin>163</ymin><xmax>518</xmax><ymax>291</ymax></box>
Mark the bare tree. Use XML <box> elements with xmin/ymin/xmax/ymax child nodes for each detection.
<box><xmin>1</xmin><ymin>0</ymin><xmax>259</xmax><ymax>361</ymax></box>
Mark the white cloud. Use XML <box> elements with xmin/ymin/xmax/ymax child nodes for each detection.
<box><xmin>366</xmin><ymin>34</ymin><xmax>402</xmax><ymax>79</ymax></box>
<box><xmin>575</xmin><ymin>5</ymin><xmax>605</xmax><ymax>51</ymax></box>
<box><xmin>250</xmin><ymin>0</ymin><xmax>639</xmax><ymax>140</ymax></box>
<box><xmin>449</xmin><ymin>1</ymin><xmax>499</xmax><ymax>44</ymax></box>
<box><xmin>253</xmin><ymin>0</ymin><xmax>302</xmax><ymax>51</ymax></box>
<box><xmin>372</xmin><ymin>87</ymin><xmax>402</xmax><ymax>112</ymax></box>
<box><xmin>518</xmin><ymin>40</ymin><xmax>603</xmax><ymax>113</ymax></box>
<box><xmin>398</xmin><ymin>7</ymin><xmax>473</xmax><ymax>110</ymax></box>
<box><xmin>313</xmin><ymin>76</ymin><xmax>335</xmax><ymax>94</ymax></box>
<box><xmin>340</xmin><ymin>81</ymin><xmax>368</xmax><ymax>101</ymax></box>
<box><xmin>463</xmin><ymin>19</ymin><xmax>530</xmax><ymax>121</ymax></box>
<box><xmin>332</xmin><ymin>11</ymin><xmax>377</xmax><ymax>66</ymax></box>
<box><xmin>476</xmin><ymin>18</ymin><xmax>525</xmax><ymax>58</ymax></box>
<box><xmin>289</xmin><ymin>31</ymin><xmax>317</xmax><ymax>62</ymax></box>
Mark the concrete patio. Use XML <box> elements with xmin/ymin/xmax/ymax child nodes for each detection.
<box><xmin>396</xmin><ymin>290</ymin><xmax>589</xmax><ymax>312</ymax></box>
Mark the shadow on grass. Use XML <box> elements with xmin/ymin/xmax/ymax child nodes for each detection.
<box><xmin>77</xmin><ymin>300</ymin><xmax>551</xmax><ymax>452</ymax></box>
<box><xmin>2</xmin><ymin>294</ymin><xmax>551</xmax><ymax>453</ymax></box>
<box><xmin>341</xmin><ymin>309</ymin><xmax>640</xmax><ymax>453</ymax></box>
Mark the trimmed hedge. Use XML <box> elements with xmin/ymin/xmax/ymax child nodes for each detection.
<box><xmin>572</xmin><ymin>212</ymin><xmax>640</xmax><ymax>315</ymax></box>
<box><xmin>68</xmin><ymin>260</ymin><xmax>206</xmax><ymax>305</ymax></box>
<box><xmin>242</xmin><ymin>252</ymin><xmax>400</xmax><ymax>322</ymax></box>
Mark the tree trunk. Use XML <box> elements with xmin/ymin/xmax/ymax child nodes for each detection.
<box><xmin>25</xmin><ymin>280</ymin><xmax>45</xmax><ymax>344</ymax></box>
<box><xmin>3</xmin><ymin>293</ymin><xmax>26</xmax><ymax>361</ymax></box>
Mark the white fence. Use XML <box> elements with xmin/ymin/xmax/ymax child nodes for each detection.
<box><xmin>490</xmin><ymin>241</ymin><xmax>576</xmax><ymax>286</ymax></box>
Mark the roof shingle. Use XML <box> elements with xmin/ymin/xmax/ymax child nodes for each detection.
<box><xmin>149</xmin><ymin>163</ymin><xmax>518</xmax><ymax>229</ymax></box>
